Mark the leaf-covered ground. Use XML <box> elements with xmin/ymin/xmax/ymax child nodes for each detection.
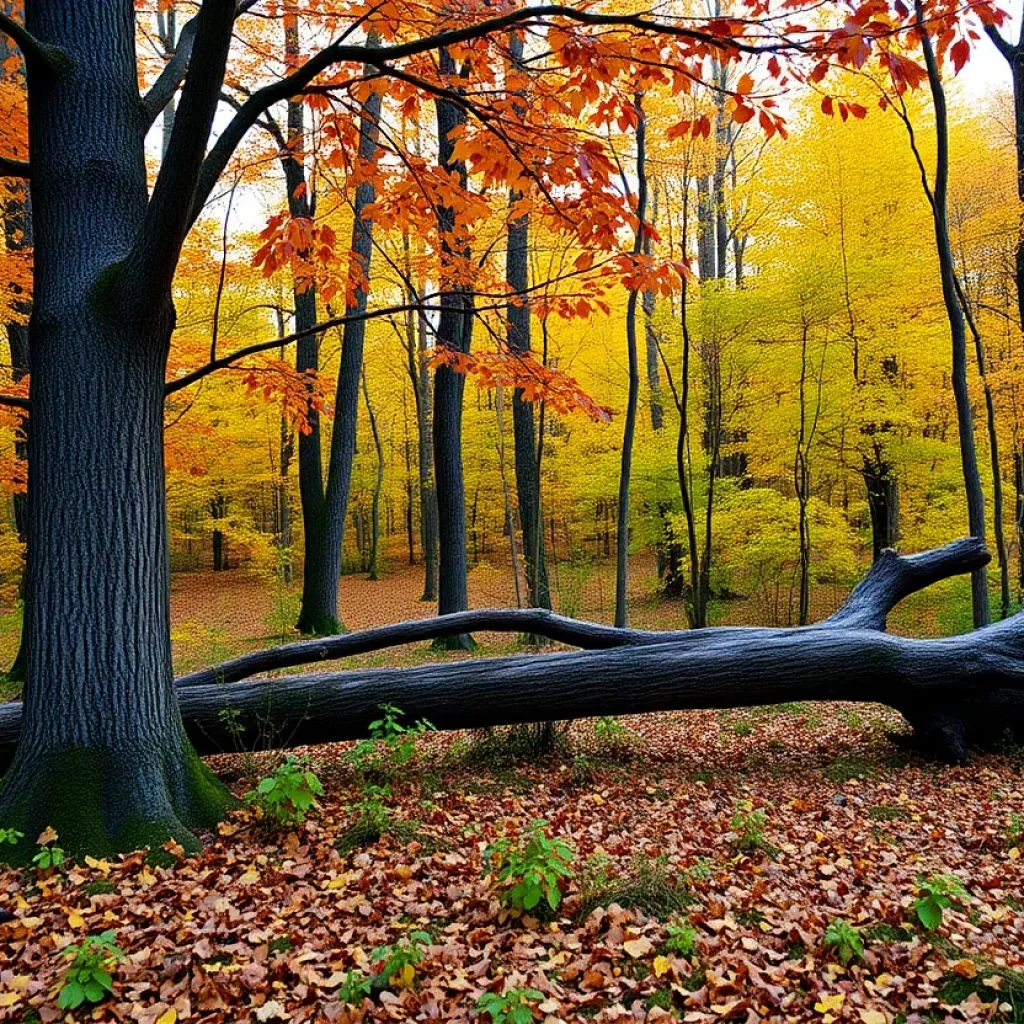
<box><xmin>2</xmin><ymin>705</ymin><xmax>1023</xmax><ymax>1024</ymax></box>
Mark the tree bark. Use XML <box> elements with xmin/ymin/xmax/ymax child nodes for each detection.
<box><xmin>0</xmin><ymin>0</ymin><xmax>232</xmax><ymax>860</ymax></box>
<box><xmin>3</xmin><ymin>540</ymin><xmax>1013</xmax><ymax>774</ymax></box>
<box><xmin>298</xmin><ymin>72</ymin><xmax>382</xmax><ymax>632</ymax></box>
<box><xmin>432</xmin><ymin>47</ymin><xmax>474</xmax><ymax>645</ymax></box>
<box><xmin>915</xmin><ymin>0</ymin><xmax>989</xmax><ymax>627</ymax></box>
<box><xmin>614</xmin><ymin>94</ymin><xmax>647</xmax><ymax>629</ymax></box>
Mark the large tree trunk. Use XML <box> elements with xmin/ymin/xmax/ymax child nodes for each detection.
<box><xmin>0</xmin><ymin>0</ymin><xmax>231</xmax><ymax>860</ymax></box>
<box><xmin>3</xmin><ymin>539</ymin><xmax>1015</xmax><ymax>774</ymax></box>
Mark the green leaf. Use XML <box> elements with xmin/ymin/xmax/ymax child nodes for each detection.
<box><xmin>915</xmin><ymin>896</ymin><xmax>942</xmax><ymax>930</ymax></box>
<box><xmin>58</xmin><ymin>981</ymin><xmax>85</xmax><ymax>1009</ymax></box>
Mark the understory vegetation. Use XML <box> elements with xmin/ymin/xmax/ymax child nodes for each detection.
<box><xmin>2</xmin><ymin>706</ymin><xmax>1022</xmax><ymax>1022</ymax></box>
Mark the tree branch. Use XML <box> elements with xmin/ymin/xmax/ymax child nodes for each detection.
<box><xmin>129</xmin><ymin>0</ymin><xmax>239</xmax><ymax>305</ymax></box>
<box><xmin>983</xmin><ymin>22</ymin><xmax>1017</xmax><ymax>62</ymax></box>
<box><xmin>164</xmin><ymin>299</ymin><xmax>504</xmax><ymax>396</ymax></box>
<box><xmin>173</xmin><ymin>538</ymin><xmax>990</xmax><ymax>686</ymax></box>
<box><xmin>141</xmin><ymin>14</ymin><xmax>200</xmax><ymax>131</ymax></box>
<box><xmin>0</xmin><ymin>10</ymin><xmax>66</xmax><ymax>75</ymax></box>
<box><xmin>0</xmin><ymin>393</ymin><xmax>29</xmax><ymax>411</ymax></box>
<box><xmin>190</xmin><ymin>4</ymin><xmax>785</xmax><ymax>224</ymax></box>
<box><xmin>0</xmin><ymin>154</ymin><xmax>29</xmax><ymax>178</ymax></box>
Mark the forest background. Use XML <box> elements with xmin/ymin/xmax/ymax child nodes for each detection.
<box><xmin>0</xmin><ymin>0</ymin><xmax>1016</xmax><ymax>681</ymax></box>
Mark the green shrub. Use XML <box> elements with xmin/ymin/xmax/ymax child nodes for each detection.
<box><xmin>823</xmin><ymin>918</ymin><xmax>864</xmax><ymax>965</ymax></box>
<box><xmin>336</xmin><ymin>969</ymin><xmax>373</xmax><ymax>1005</ymax></box>
<box><xmin>1006</xmin><ymin>812</ymin><xmax>1024</xmax><ymax>850</ymax></box>
<box><xmin>349</xmin><ymin>703</ymin><xmax>434</xmax><ymax>783</ymax></box>
<box><xmin>914</xmin><ymin>874</ymin><xmax>971</xmax><ymax>931</ymax></box>
<box><xmin>662</xmin><ymin>918</ymin><xmax>698</xmax><ymax>957</ymax></box>
<box><xmin>246</xmin><ymin>755</ymin><xmax>323</xmax><ymax>826</ymax></box>
<box><xmin>370</xmin><ymin>931</ymin><xmax>431</xmax><ymax>990</ymax></box>
<box><xmin>32</xmin><ymin>844</ymin><xmax>65</xmax><ymax>872</ymax></box>
<box><xmin>57</xmin><ymin>931</ymin><xmax>124</xmax><ymax>1009</ymax></box>
<box><xmin>485</xmin><ymin>819</ymin><xmax>574</xmax><ymax>916</ymax></box>
<box><xmin>0</xmin><ymin>827</ymin><xmax>24</xmax><ymax>846</ymax></box>
<box><xmin>477</xmin><ymin>987</ymin><xmax>546</xmax><ymax>1024</ymax></box>
<box><xmin>594</xmin><ymin>715</ymin><xmax>634</xmax><ymax>752</ymax></box>
<box><xmin>729</xmin><ymin>803</ymin><xmax>778</xmax><ymax>858</ymax></box>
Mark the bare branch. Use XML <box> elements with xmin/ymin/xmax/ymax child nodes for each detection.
<box><xmin>129</xmin><ymin>0</ymin><xmax>239</xmax><ymax>306</ymax></box>
<box><xmin>983</xmin><ymin>22</ymin><xmax>1017</xmax><ymax>61</ymax></box>
<box><xmin>141</xmin><ymin>14</ymin><xmax>200</xmax><ymax>131</ymax></box>
<box><xmin>0</xmin><ymin>392</ymin><xmax>29</xmax><ymax>411</ymax></box>
<box><xmin>0</xmin><ymin>154</ymin><xmax>29</xmax><ymax>178</ymax></box>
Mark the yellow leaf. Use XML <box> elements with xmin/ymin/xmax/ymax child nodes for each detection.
<box><xmin>67</xmin><ymin>910</ymin><xmax>85</xmax><ymax>929</ymax></box>
<box><xmin>37</xmin><ymin>826</ymin><xmax>58</xmax><ymax>846</ymax></box>
<box><xmin>953</xmin><ymin>959</ymin><xmax>977</xmax><ymax>979</ymax></box>
<box><xmin>156</xmin><ymin>1010</ymin><xmax>177</xmax><ymax>1024</ymax></box>
<box><xmin>815</xmin><ymin>993</ymin><xmax>845</xmax><ymax>1014</ymax></box>
<box><xmin>238</xmin><ymin>867</ymin><xmax>261</xmax><ymax>885</ymax></box>
<box><xmin>400</xmin><ymin>962</ymin><xmax>415</xmax><ymax>987</ymax></box>
<box><xmin>0</xmin><ymin>993</ymin><xmax>20</xmax><ymax>1008</ymax></box>
<box><xmin>1009</xmin><ymin>847</ymin><xmax>1020</xmax><ymax>861</ymax></box>
<box><xmin>653</xmin><ymin>956</ymin><xmax>671</xmax><ymax>977</ymax></box>
<box><xmin>84</xmin><ymin>856</ymin><xmax>111</xmax><ymax>875</ymax></box>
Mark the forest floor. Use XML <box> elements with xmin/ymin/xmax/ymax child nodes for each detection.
<box><xmin>1</xmin><ymin>706</ymin><xmax>1023</xmax><ymax>1024</ymax></box>
<box><xmin>2</xmin><ymin>556</ymin><xmax>1017</xmax><ymax>1022</ymax></box>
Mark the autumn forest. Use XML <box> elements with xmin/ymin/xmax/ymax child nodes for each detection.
<box><xmin>0</xmin><ymin>2</ymin><xmax>1024</xmax><ymax>1022</ymax></box>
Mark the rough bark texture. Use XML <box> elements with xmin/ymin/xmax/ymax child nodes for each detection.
<box><xmin>0</xmin><ymin>0</ymin><xmax>232</xmax><ymax>861</ymax></box>
<box><xmin>432</xmin><ymin>47</ymin><xmax>474</xmax><ymax>643</ymax></box>
<box><xmin>3</xmin><ymin>539</ymin><xmax>1011</xmax><ymax>776</ymax></box>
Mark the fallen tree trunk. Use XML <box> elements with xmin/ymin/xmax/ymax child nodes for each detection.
<box><xmin>1</xmin><ymin>539</ymin><xmax>1021</xmax><ymax>772</ymax></box>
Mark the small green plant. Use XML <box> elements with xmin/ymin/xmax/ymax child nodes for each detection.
<box><xmin>246</xmin><ymin>755</ymin><xmax>323</xmax><ymax>826</ymax></box>
<box><xmin>57</xmin><ymin>930</ymin><xmax>125</xmax><ymax>1009</ymax></box>
<box><xmin>594</xmin><ymin>715</ymin><xmax>633</xmax><ymax>751</ymax></box>
<box><xmin>729</xmin><ymin>802</ymin><xmax>778</xmax><ymax>858</ymax></box>
<box><xmin>476</xmin><ymin>987</ymin><xmax>546</xmax><ymax>1024</ymax></box>
<box><xmin>336</xmin><ymin>969</ymin><xmax>373</xmax><ymax>1005</ymax></box>
<box><xmin>349</xmin><ymin>703</ymin><xmax>434</xmax><ymax>783</ymax></box>
<box><xmin>370</xmin><ymin>931</ymin><xmax>431</xmax><ymax>989</ymax></box>
<box><xmin>32</xmin><ymin>844</ymin><xmax>66</xmax><ymax>871</ymax></box>
<box><xmin>1006</xmin><ymin>812</ymin><xmax>1024</xmax><ymax>850</ymax></box>
<box><xmin>868</xmin><ymin>804</ymin><xmax>909</xmax><ymax>822</ymax></box>
<box><xmin>335</xmin><ymin>784</ymin><xmax>435</xmax><ymax>855</ymax></box>
<box><xmin>823</xmin><ymin>918</ymin><xmax>864</xmax><ymax>965</ymax></box>
<box><xmin>662</xmin><ymin>918</ymin><xmax>698</xmax><ymax>957</ymax></box>
<box><xmin>682</xmin><ymin>857</ymin><xmax>713</xmax><ymax>883</ymax></box>
<box><xmin>914</xmin><ymin>874</ymin><xmax>971</xmax><ymax>931</ymax></box>
<box><xmin>485</xmin><ymin>819</ymin><xmax>574</xmax><ymax>916</ymax></box>
<box><xmin>0</xmin><ymin>827</ymin><xmax>24</xmax><ymax>845</ymax></box>
<box><xmin>570</xmin><ymin>753</ymin><xmax>594</xmax><ymax>786</ymax></box>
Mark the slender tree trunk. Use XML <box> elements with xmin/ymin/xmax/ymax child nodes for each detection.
<box><xmin>504</xmin><ymin>36</ymin><xmax>550</xmax><ymax>613</ymax></box>
<box><xmin>916</xmin><ymin>0</ymin><xmax>989</xmax><ymax>627</ymax></box>
<box><xmin>0</xmin><ymin>0</ymin><xmax>231</xmax><ymax>857</ymax></box>
<box><xmin>281</xmin><ymin>16</ymin><xmax>329</xmax><ymax>633</ymax></box>
<box><xmin>362</xmin><ymin>368</ymin><xmax>384</xmax><ymax>581</ymax></box>
<box><xmin>297</xmin><ymin>51</ymin><xmax>381</xmax><ymax>633</ymax></box>
<box><xmin>614</xmin><ymin>94</ymin><xmax>647</xmax><ymax>629</ymax></box>
<box><xmin>432</xmin><ymin>47</ymin><xmax>474</xmax><ymax>645</ymax></box>
<box><xmin>862</xmin><ymin>452</ymin><xmax>900</xmax><ymax>561</ymax></box>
